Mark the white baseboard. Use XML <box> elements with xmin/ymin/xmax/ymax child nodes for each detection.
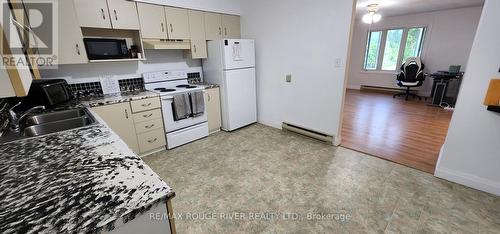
<box><xmin>435</xmin><ymin>167</ymin><xmax>500</xmax><ymax>196</ymax></box>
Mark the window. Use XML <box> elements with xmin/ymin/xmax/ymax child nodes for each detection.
<box><xmin>363</xmin><ymin>27</ymin><xmax>426</xmax><ymax>71</ymax></box>
<box><xmin>364</xmin><ymin>31</ymin><xmax>382</xmax><ymax>70</ymax></box>
<box><xmin>381</xmin><ymin>29</ymin><xmax>404</xmax><ymax>70</ymax></box>
<box><xmin>402</xmin><ymin>27</ymin><xmax>426</xmax><ymax>62</ymax></box>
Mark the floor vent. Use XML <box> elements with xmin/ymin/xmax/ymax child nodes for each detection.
<box><xmin>282</xmin><ymin>122</ymin><xmax>334</xmax><ymax>144</ymax></box>
<box><xmin>360</xmin><ymin>85</ymin><xmax>406</xmax><ymax>94</ymax></box>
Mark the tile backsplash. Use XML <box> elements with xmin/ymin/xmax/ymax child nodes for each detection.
<box><xmin>118</xmin><ymin>78</ymin><xmax>145</xmax><ymax>92</ymax></box>
<box><xmin>69</xmin><ymin>78</ymin><xmax>145</xmax><ymax>98</ymax></box>
<box><xmin>69</xmin><ymin>82</ymin><xmax>104</xmax><ymax>97</ymax></box>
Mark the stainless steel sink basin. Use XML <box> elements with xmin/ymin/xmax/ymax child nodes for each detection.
<box><xmin>0</xmin><ymin>108</ymin><xmax>97</xmax><ymax>143</ymax></box>
<box><xmin>24</xmin><ymin>117</ymin><xmax>94</xmax><ymax>137</ymax></box>
<box><xmin>25</xmin><ymin>109</ymin><xmax>86</xmax><ymax>126</ymax></box>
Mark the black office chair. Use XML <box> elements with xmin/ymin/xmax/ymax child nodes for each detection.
<box><xmin>394</xmin><ymin>57</ymin><xmax>426</xmax><ymax>101</ymax></box>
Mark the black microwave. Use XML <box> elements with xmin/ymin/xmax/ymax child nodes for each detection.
<box><xmin>83</xmin><ymin>38</ymin><xmax>130</xmax><ymax>60</ymax></box>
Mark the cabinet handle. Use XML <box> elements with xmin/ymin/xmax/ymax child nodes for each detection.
<box><xmin>170</xmin><ymin>23</ymin><xmax>173</xmax><ymax>33</ymax></box>
<box><xmin>143</xmin><ymin>113</ymin><xmax>153</xmax><ymax>118</ymax></box>
<box><xmin>145</xmin><ymin>124</ymin><xmax>155</xmax><ymax>129</ymax></box>
<box><xmin>101</xmin><ymin>8</ymin><xmax>106</xmax><ymax>20</ymax></box>
<box><xmin>219</xmin><ymin>27</ymin><xmax>222</xmax><ymax>35</ymax></box>
<box><xmin>141</xmin><ymin>103</ymin><xmax>152</xmax><ymax>107</ymax></box>
<box><xmin>208</xmin><ymin>94</ymin><xmax>211</xmax><ymax>102</ymax></box>
<box><xmin>193</xmin><ymin>44</ymin><xmax>197</xmax><ymax>53</ymax></box>
<box><xmin>148</xmin><ymin>138</ymin><xmax>158</xmax><ymax>143</ymax></box>
<box><xmin>125</xmin><ymin>109</ymin><xmax>129</xmax><ymax>119</ymax></box>
<box><xmin>114</xmin><ymin>9</ymin><xmax>118</xmax><ymax>21</ymax></box>
<box><xmin>161</xmin><ymin>23</ymin><xmax>165</xmax><ymax>32</ymax></box>
<box><xmin>224</xmin><ymin>28</ymin><xmax>227</xmax><ymax>36</ymax></box>
<box><xmin>76</xmin><ymin>44</ymin><xmax>81</xmax><ymax>55</ymax></box>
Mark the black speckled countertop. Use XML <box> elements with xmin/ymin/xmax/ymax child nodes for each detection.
<box><xmin>78</xmin><ymin>91</ymin><xmax>160</xmax><ymax>108</ymax></box>
<box><xmin>0</xmin><ymin>92</ymin><xmax>174</xmax><ymax>234</ymax></box>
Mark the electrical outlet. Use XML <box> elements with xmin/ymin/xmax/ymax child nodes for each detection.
<box><xmin>286</xmin><ymin>74</ymin><xmax>292</xmax><ymax>83</ymax></box>
<box><xmin>334</xmin><ymin>58</ymin><xmax>343</xmax><ymax>68</ymax></box>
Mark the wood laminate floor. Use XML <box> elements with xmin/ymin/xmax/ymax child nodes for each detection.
<box><xmin>341</xmin><ymin>89</ymin><xmax>453</xmax><ymax>174</ymax></box>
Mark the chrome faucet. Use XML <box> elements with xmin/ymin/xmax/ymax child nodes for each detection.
<box><xmin>8</xmin><ymin>102</ymin><xmax>46</xmax><ymax>131</ymax></box>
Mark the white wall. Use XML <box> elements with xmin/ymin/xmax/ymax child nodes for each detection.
<box><xmin>240</xmin><ymin>0</ymin><xmax>355</xmax><ymax>138</ymax></box>
<box><xmin>135</xmin><ymin>0</ymin><xmax>241</xmax><ymax>15</ymax></box>
<box><xmin>347</xmin><ymin>7</ymin><xmax>482</xmax><ymax>96</ymax></box>
<box><xmin>40</xmin><ymin>50</ymin><xmax>201</xmax><ymax>83</ymax></box>
<box><xmin>435</xmin><ymin>0</ymin><xmax>500</xmax><ymax>196</ymax></box>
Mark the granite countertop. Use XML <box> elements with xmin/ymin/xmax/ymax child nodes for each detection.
<box><xmin>78</xmin><ymin>91</ymin><xmax>160</xmax><ymax>108</ymax></box>
<box><xmin>191</xmin><ymin>83</ymin><xmax>220</xmax><ymax>89</ymax></box>
<box><xmin>0</xmin><ymin>124</ymin><xmax>174</xmax><ymax>233</ymax></box>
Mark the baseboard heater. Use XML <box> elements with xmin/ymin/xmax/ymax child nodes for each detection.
<box><xmin>282</xmin><ymin>122</ymin><xmax>334</xmax><ymax>144</ymax></box>
<box><xmin>360</xmin><ymin>85</ymin><xmax>405</xmax><ymax>93</ymax></box>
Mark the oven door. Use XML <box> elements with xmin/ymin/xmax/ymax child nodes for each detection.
<box><xmin>161</xmin><ymin>96</ymin><xmax>208</xmax><ymax>133</ymax></box>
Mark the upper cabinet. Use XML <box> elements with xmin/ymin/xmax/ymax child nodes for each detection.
<box><xmin>222</xmin><ymin>14</ymin><xmax>241</xmax><ymax>39</ymax></box>
<box><xmin>204</xmin><ymin>12</ymin><xmax>222</xmax><ymax>40</ymax></box>
<box><xmin>137</xmin><ymin>3</ymin><xmax>167</xmax><ymax>39</ymax></box>
<box><xmin>56</xmin><ymin>0</ymin><xmax>88</xmax><ymax>65</ymax></box>
<box><xmin>74</xmin><ymin>0</ymin><xmax>112</xmax><ymax>29</ymax></box>
<box><xmin>188</xmin><ymin>10</ymin><xmax>207</xmax><ymax>59</ymax></box>
<box><xmin>164</xmin><ymin>7</ymin><xmax>190</xmax><ymax>40</ymax></box>
<box><xmin>204</xmin><ymin>13</ymin><xmax>241</xmax><ymax>40</ymax></box>
<box><xmin>107</xmin><ymin>0</ymin><xmax>140</xmax><ymax>30</ymax></box>
<box><xmin>74</xmin><ymin>0</ymin><xmax>139</xmax><ymax>30</ymax></box>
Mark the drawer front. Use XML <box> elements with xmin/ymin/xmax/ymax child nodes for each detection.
<box><xmin>138</xmin><ymin>128</ymin><xmax>166</xmax><ymax>153</ymax></box>
<box><xmin>131</xmin><ymin>97</ymin><xmax>161</xmax><ymax>113</ymax></box>
<box><xmin>135</xmin><ymin>118</ymin><xmax>164</xmax><ymax>134</ymax></box>
<box><xmin>133</xmin><ymin>109</ymin><xmax>163</xmax><ymax>123</ymax></box>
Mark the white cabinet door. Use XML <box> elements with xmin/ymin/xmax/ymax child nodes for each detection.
<box><xmin>57</xmin><ymin>0</ymin><xmax>88</xmax><ymax>64</ymax></box>
<box><xmin>92</xmin><ymin>102</ymin><xmax>140</xmax><ymax>154</ymax></box>
<box><xmin>221</xmin><ymin>14</ymin><xmax>241</xmax><ymax>39</ymax></box>
<box><xmin>204</xmin><ymin>12</ymin><xmax>222</xmax><ymax>40</ymax></box>
<box><xmin>137</xmin><ymin>3</ymin><xmax>167</xmax><ymax>39</ymax></box>
<box><xmin>107</xmin><ymin>0</ymin><xmax>140</xmax><ymax>30</ymax></box>
<box><xmin>205</xmin><ymin>88</ymin><xmax>222</xmax><ymax>132</ymax></box>
<box><xmin>188</xmin><ymin>10</ymin><xmax>207</xmax><ymax>59</ymax></box>
<box><xmin>164</xmin><ymin>7</ymin><xmax>190</xmax><ymax>40</ymax></box>
<box><xmin>74</xmin><ymin>0</ymin><xmax>112</xmax><ymax>29</ymax></box>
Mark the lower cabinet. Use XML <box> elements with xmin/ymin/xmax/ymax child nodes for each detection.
<box><xmin>130</xmin><ymin>98</ymin><xmax>166</xmax><ymax>154</ymax></box>
<box><xmin>204</xmin><ymin>87</ymin><xmax>222</xmax><ymax>133</ymax></box>
<box><xmin>92</xmin><ymin>102</ymin><xmax>140</xmax><ymax>153</ymax></box>
<box><xmin>92</xmin><ymin>97</ymin><xmax>167</xmax><ymax>155</ymax></box>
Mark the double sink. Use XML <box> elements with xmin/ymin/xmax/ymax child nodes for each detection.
<box><xmin>0</xmin><ymin>108</ymin><xmax>97</xmax><ymax>144</ymax></box>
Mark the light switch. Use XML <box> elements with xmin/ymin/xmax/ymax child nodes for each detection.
<box><xmin>286</xmin><ymin>74</ymin><xmax>292</xmax><ymax>83</ymax></box>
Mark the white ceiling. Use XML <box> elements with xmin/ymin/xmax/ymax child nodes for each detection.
<box><xmin>356</xmin><ymin>0</ymin><xmax>484</xmax><ymax>17</ymax></box>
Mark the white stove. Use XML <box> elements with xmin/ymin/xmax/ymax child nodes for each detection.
<box><xmin>143</xmin><ymin>70</ymin><xmax>208</xmax><ymax>149</ymax></box>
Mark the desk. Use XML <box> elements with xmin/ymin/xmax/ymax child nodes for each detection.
<box><xmin>429</xmin><ymin>72</ymin><xmax>464</xmax><ymax>107</ymax></box>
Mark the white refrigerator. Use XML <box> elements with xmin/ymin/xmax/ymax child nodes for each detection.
<box><xmin>203</xmin><ymin>39</ymin><xmax>257</xmax><ymax>131</ymax></box>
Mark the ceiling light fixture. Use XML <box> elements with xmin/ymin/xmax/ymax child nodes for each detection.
<box><xmin>362</xmin><ymin>4</ymin><xmax>382</xmax><ymax>24</ymax></box>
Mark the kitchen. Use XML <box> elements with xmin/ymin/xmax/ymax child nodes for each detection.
<box><xmin>1</xmin><ymin>0</ymin><xmax>254</xmax><ymax>233</ymax></box>
<box><xmin>3</xmin><ymin>0</ymin><xmax>499</xmax><ymax>233</ymax></box>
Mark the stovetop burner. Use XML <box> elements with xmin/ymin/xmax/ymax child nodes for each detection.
<box><xmin>176</xmin><ymin>85</ymin><xmax>191</xmax><ymax>88</ymax></box>
<box><xmin>154</xmin><ymin>88</ymin><xmax>176</xmax><ymax>93</ymax></box>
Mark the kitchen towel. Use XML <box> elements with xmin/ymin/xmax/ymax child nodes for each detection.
<box><xmin>173</xmin><ymin>94</ymin><xmax>192</xmax><ymax>121</ymax></box>
<box><xmin>190</xmin><ymin>91</ymin><xmax>205</xmax><ymax>117</ymax></box>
